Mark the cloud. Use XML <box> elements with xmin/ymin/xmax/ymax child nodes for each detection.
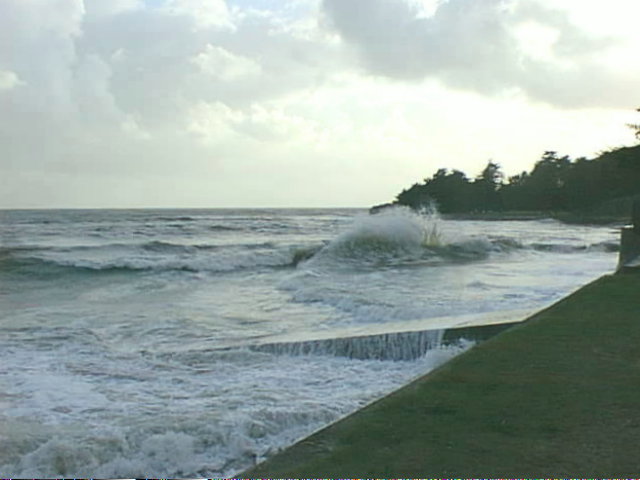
<box><xmin>163</xmin><ymin>0</ymin><xmax>234</xmax><ymax>30</ymax></box>
<box><xmin>320</xmin><ymin>0</ymin><xmax>635</xmax><ymax>108</ymax></box>
<box><xmin>0</xmin><ymin>0</ymin><xmax>349</xmax><ymax>207</ymax></box>
<box><xmin>0</xmin><ymin>0</ymin><xmax>334</xmax><ymax>153</ymax></box>
<box><xmin>1</xmin><ymin>0</ymin><xmax>637</xmax><ymax>208</ymax></box>
<box><xmin>321</xmin><ymin>0</ymin><xmax>520</xmax><ymax>81</ymax></box>
<box><xmin>83</xmin><ymin>0</ymin><xmax>141</xmax><ymax>18</ymax></box>
<box><xmin>191</xmin><ymin>44</ymin><xmax>262</xmax><ymax>81</ymax></box>
<box><xmin>187</xmin><ymin>100</ymin><xmax>323</xmax><ymax>145</ymax></box>
<box><xmin>0</xmin><ymin>70</ymin><xmax>22</xmax><ymax>91</ymax></box>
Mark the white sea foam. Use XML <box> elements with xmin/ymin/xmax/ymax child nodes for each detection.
<box><xmin>0</xmin><ymin>208</ymin><xmax>619</xmax><ymax>478</ymax></box>
<box><xmin>8</xmin><ymin>242</ymin><xmax>295</xmax><ymax>273</ymax></box>
<box><xmin>301</xmin><ymin>207</ymin><xmax>531</xmax><ymax>271</ymax></box>
<box><xmin>0</xmin><ymin>337</ymin><xmax>469</xmax><ymax>478</ymax></box>
<box><xmin>320</xmin><ymin>206</ymin><xmax>441</xmax><ymax>259</ymax></box>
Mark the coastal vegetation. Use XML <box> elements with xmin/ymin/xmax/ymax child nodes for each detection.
<box><xmin>389</xmin><ymin>110</ymin><xmax>640</xmax><ymax>222</ymax></box>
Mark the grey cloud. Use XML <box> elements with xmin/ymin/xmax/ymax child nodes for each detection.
<box><xmin>511</xmin><ymin>1</ymin><xmax>613</xmax><ymax>58</ymax></box>
<box><xmin>74</xmin><ymin>2</ymin><xmax>342</xmax><ymax>126</ymax></box>
<box><xmin>0</xmin><ymin>0</ymin><xmax>83</xmax><ymax>120</ymax></box>
<box><xmin>0</xmin><ymin>0</ymin><xmax>339</xmax><ymax>164</ymax></box>
<box><xmin>320</xmin><ymin>0</ymin><xmax>633</xmax><ymax>107</ymax></box>
<box><xmin>321</xmin><ymin>0</ymin><xmax>518</xmax><ymax>81</ymax></box>
<box><xmin>0</xmin><ymin>0</ymin><xmax>348</xmax><ymax>207</ymax></box>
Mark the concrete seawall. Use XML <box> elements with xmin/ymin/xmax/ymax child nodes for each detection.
<box><xmin>248</xmin><ymin>321</ymin><xmax>519</xmax><ymax>361</ymax></box>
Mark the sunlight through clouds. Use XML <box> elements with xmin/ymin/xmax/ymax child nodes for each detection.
<box><xmin>1</xmin><ymin>0</ymin><xmax>638</xmax><ymax>208</ymax></box>
<box><xmin>192</xmin><ymin>45</ymin><xmax>262</xmax><ymax>81</ymax></box>
<box><xmin>0</xmin><ymin>70</ymin><xmax>23</xmax><ymax>91</ymax></box>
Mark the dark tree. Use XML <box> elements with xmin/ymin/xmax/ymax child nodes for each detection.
<box><xmin>523</xmin><ymin>151</ymin><xmax>572</xmax><ymax>210</ymax></box>
<box><xmin>627</xmin><ymin>107</ymin><xmax>640</xmax><ymax>141</ymax></box>
<box><xmin>473</xmin><ymin>161</ymin><xmax>504</xmax><ymax>211</ymax></box>
<box><xmin>393</xmin><ymin>142</ymin><xmax>640</xmax><ymax>216</ymax></box>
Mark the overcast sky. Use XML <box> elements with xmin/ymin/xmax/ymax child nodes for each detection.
<box><xmin>1</xmin><ymin>0</ymin><xmax>639</xmax><ymax>208</ymax></box>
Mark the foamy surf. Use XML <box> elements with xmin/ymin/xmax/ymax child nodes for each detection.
<box><xmin>297</xmin><ymin>207</ymin><xmax>521</xmax><ymax>269</ymax></box>
<box><xmin>0</xmin><ymin>208</ymin><xmax>618</xmax><ymax>477</ymax></box>
<box><xmin>0</xmin><ymin>335</ymin><xmax>469</xmax><ymax>478</ymax></box>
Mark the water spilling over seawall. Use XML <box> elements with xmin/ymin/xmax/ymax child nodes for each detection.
<box><xmin>249</xmin><ymin>321</ymin><xmax>518</xmax><ymax>361</ymax></box>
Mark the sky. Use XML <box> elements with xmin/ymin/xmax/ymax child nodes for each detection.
<box><xmin>1</xmin><ymin>0</ymin><xmax>639</xmax><ymax>208</ymax></box>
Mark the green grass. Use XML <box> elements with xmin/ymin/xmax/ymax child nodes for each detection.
<box><xmin>243</xmin><ymin>274</ymin><xmax>640</xmax><ymax>477</ymax></box>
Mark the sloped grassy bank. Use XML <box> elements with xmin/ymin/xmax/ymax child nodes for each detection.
<box><xmin>243</xmin><ymin>273</ymin><xmax>640</xmax><ymax>478</ymax></box>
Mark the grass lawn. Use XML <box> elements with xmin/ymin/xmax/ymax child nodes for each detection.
<box><xmin>243</xmin><ymin>273</ymin><xmax>640</xmax><ymax>477</ymax></box>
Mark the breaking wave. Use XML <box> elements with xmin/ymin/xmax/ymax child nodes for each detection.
<box><xmin>296</xmin><ymin>207</ymin><xmax>519</xmax><ymax>268</ymax></box>
<box><xmin>529</xmin><ymin>240</ymin><xmax>619</xmax><ymax>253</ymax></box>
<box><xmin>0</xmin><ymin>242</ymin><xmax>293</xmax><ymax>276</ymax></box>
<box><xmin>1</xmin><ymin>209</ymin><xmax>617</xmax><ymax>277</ymax></box>
<box><xmin>291</xmin><ymin>209</ymin><xmax>618</xmax><ymax>269</ymax></box>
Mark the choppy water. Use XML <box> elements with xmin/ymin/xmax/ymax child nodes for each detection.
<box><xmin>0</xmin><ymin>207</ymin><xmax>619</xmax><ymax>477</ymax></box>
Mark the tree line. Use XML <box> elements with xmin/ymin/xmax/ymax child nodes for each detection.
<box><xmin>394</xmin><ymin>109</ymin><xmax>640</xmax><ymax>215</ymax></box>
<box><xmin>395</xmin><ymin>146</ymin><xmax>640</xmax><ymax>214</ymax></box>
<box><xmin>393</xmin><ymin>114</ymin><xmax>640</xmax><ymax>216</ymax></box>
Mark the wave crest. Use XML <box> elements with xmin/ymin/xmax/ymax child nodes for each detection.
<box><xmin>299</xmin><ymin>207</ymin><xmax>516</xmax><ymax>267</ymax></box>
<box><xmin>0</xmin><ymin>242</ymin><xmax>292</xmax><ymax>276</ymax></box>
<box><xmin>310</xmin><ymin>207</ymin><xmax>442</xmax><ymax>265</ymax></box>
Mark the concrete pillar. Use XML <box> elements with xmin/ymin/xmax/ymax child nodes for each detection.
<box><xmin>616</xmin><ymin>198</ymin><xmax>640</xmax><ymax>272</ymax></box>
<box><xmin>617</xmin><ymin>226</ymin><xmax>640</xmax><ymax>272</ymax></box>
<box><xmin>633</xmin><ymin>198</ymin><xmax>640</xmax><ymax>233</ymax></box>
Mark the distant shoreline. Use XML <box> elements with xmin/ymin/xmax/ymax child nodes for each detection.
<box><xmin>442</xmin><ymin>211</ymin><xmax>550</xmax><ymax>221</ymax></box>
<box><xmin>443</xmin><ymin>211</ymin><xmax>628</xmax><ymax>225</ymax></box>
<box><xmin>370</xmin><ymin>203</ymin><xmax>629</xmax><ymax>225</ymax></box>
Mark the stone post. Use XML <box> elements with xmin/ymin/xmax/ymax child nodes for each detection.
<box><xmin>617</xmin><ymin>197</ymin><xmax>640</xmax><ymax>272</ymax></box>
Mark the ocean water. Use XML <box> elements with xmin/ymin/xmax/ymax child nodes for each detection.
<box><xmin>0</xmin><ymin>207</ymin><xmax>619</xmax><ymax>477</ymax></box>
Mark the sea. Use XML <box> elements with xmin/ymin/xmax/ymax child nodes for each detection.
<box><xmin>0</xmin><ymin>207</ymin><xmax>620</xmax><ymax>477</ymax></box>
